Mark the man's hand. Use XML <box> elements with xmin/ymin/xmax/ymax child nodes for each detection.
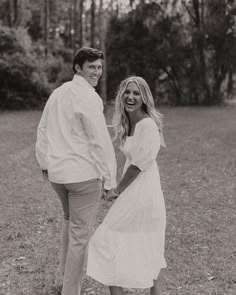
<box><xmin>102</xmin><ymin>188</ymin><xmax>109</xmax><ymax>200</ymax></box>
<box><xmin>42</xmin><ymin>169</ymin><xmax>49</xmax><ymax>181</ymax></box>
<box><xmin>102</xmin><ymin>188</ymin><xmax>120</xmax><ymax>201</ymax></box>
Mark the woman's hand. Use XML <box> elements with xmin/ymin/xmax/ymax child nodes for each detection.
<box><xmin>42</xmin><ymin>169</ymin><xmax>49</xmax><ymax>181</ymax></box>
<box><xmin>103</xmin><ymin>188</ymin><xmax>120</xmax><ymax>201</ymax></box>
<box><xmin>102</xmin><ymin>188</ymin><xmax>108</xmax><ymax>200</ymax></box>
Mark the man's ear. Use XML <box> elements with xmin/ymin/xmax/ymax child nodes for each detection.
<box><xmin>75</xmin><ymin>64</ymin><xmax>82</xmax><ymax>74</ymax></box>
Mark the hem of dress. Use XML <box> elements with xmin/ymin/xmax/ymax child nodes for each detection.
<box><xmin>86</xmin><ymin>265</ymin><xmax>167</xmax><ymax>289</ymax></box>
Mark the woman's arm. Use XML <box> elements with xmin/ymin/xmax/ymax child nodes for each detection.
<box><xmin>105</xmin><ymin>164</ymin><xmax>141</xmax><ymax>200</ymax></box>
<box><xmin>115</xmin><ymin>164</ymin><xmax>141</xmax><ymax>194</ymax></box>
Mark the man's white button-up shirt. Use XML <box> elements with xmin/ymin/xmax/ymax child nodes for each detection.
<box><xmin>36</xmin><ymin>75</ymin><xmax>117</xmax><ymax>190</ymax></box>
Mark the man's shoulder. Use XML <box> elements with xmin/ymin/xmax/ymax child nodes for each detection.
<box><xmin>50</xmin><ymin>79</ymin><xmax>103</xmax><ymax>108</ymax></box>
<box><xmin>57</xmin><ymin>80</ymin><xmax>72</xmax><ymax>91</ymax></box>
<box><xmin>45</xmin><ymin>81</ymin><xmax>72</xmax><ymax>107</ymax></box>
<box><xmin>50</xmin><ymin>80</ymin><xmax>71</xmax><ymax>95</ymax></box>
<box><xmin>74</xmin><ymin>85</ymin><xmax>102</xmax><ymax>103</ymax></box>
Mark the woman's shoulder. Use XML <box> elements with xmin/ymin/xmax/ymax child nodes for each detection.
<box><xmin>136</xmin><ymin>117</ymin><xmax>157</xmax><ymax>129</ymax></box>
<box><xmin>132</xmin><ymin>117</ymin><xmax>159</xmax><ymax>140</ymax></box>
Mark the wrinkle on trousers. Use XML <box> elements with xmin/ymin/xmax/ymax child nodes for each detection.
<box><xmin>51</xmin><ymin>178</ymin><xmax>102</xmax><ymax>295</ymax></box>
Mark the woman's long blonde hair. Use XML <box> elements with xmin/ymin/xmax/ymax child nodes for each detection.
<box><xmin>112</xmin><ymin>76</ymin><xmax>166</xmax><ymax>147</ymax></box>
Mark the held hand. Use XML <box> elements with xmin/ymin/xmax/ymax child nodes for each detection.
<box><xmin>102</xmin><ymin>188</ymin><xmax>109</xmax><ymax>200</ymax></box>
<box><xmin>105</xmin><ymin>188</ymin><xmax>120</xmax><ymax>202</ymax></box>
<box><xmin>42</xmin><ymin>169</ymin><xmax>49</xmax><ymax>181</ymax></box>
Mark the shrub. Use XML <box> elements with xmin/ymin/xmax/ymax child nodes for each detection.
<box><xmin>0</xmin><ymin>26</ymin><xmax>51</xmax><ymax>109</ymax></box>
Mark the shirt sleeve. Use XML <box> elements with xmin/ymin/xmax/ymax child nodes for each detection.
<box><xmin>131</xmin><ymin>119</ymin><xmax>160</xmax><ymax>171</ymax></box>
<box><xmin>35</xmin><ymin>100</ymin><xmax>50</xmax><ymax>170</ymax></box>
<box><xmin>80</xmin><ymin>94</ymin><xmax>117</xmax><ymax>190</ymax></box>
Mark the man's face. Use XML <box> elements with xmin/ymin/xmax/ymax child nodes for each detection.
<box><xmin>76</xmin><ymin>59</ymin><xmax>103</xmax><ymax>87</ymax></box>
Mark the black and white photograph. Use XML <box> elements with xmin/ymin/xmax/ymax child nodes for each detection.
<box><xmin>0</xmin><ymin>1</ymin><xmax>236</xmax><ymax>295</ymax></box>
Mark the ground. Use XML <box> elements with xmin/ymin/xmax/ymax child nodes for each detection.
<box><xmin>0</xmin><ymin>105</ymin><xmax>235</xmax><ymax>295</ymax></box>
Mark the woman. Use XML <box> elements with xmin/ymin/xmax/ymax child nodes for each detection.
<box><xmin>87</xmin><ymin>76</ymin><xmax>167</xmax><ymax>295</ymax></box>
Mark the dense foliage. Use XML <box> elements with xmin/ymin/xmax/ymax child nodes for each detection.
<box><xmin>0</xmin><ymin>0</ymin><xmax>235</xmax><ymax>108</ymax></box>
<box><xmin>0</xmin><ymin>27</ymin><xmax>51</xmax><ymax>109</ymax></box>
<box><xmin>0</xmin><ymin>26</ymin><xmax>73</xmax><ymax>109</ymax></box>
<box><xmin>106</xmin><ymin>1</ymin><xmax>236</xmax><ymax>105</ymax></box>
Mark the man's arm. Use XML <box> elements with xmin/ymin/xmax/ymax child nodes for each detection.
<box><xmin>35</xmin><ymin>101</ymin><xmax>50</xmax><ymax>172</ymax></box>
<box><xmin>81</xmin><ymin>96</ymin><xmax>117</xmax><ymax>190</ymax></box>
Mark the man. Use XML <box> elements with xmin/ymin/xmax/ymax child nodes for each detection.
<box><xmin>36</xmin><ymin>47</ymin><xmax>117</xmax><ymax>295</ymax></box>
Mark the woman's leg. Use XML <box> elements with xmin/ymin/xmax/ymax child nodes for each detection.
<box><xmin>150</xmin><ymin>271</ymin><xmax>163</xmax><ymax>295</ymax></box>
<box><xmin>109</xmin><ymin>286</ymin><xmax>123</xmax><ymax>295</ymax></box>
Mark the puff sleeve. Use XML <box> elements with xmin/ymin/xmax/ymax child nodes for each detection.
<box><xmin>130</xmin><ymin>119</ymin><xmax>160</xmax><ymax>171</ymax></box>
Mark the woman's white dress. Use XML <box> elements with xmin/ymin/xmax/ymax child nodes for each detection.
<box><xmin>86</xmin><ymin>118</ymin><xmax>166</xmax><ymax>288</ymax></box>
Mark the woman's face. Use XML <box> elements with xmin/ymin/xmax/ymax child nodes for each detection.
<box><xmin>123</xmin><ymin>82</ymin><xmax>143</xmax><ymax>114</ymax></box>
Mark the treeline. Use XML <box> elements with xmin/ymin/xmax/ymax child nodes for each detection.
<box><xmin>0</xmin><ymin>0</ymin><xmax>236</xmax><ymax>109</ymax></box>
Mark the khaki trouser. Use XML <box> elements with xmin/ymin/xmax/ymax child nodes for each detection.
<box><xmin>51</xmin><ymin>178</ymin><xmax>102</xmax><ymax>295</ymax></box>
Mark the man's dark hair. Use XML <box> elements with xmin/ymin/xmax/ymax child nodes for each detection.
<box><xmin>73</xmin><ymin>47</ymin><xmax>104</xmax><ymax>73</ymax></box>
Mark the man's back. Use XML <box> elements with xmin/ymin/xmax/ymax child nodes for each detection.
<box><xmin>47</xmin><ymin>76</ymin><xmax>106</xmax><ymax>184</ymax></box>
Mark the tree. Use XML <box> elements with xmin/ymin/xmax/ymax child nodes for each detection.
<box><xmin>43</xmin><ymin>0</ymin><xmax>49</xmax><ymax>56</ymax></box>
<box><xmin>98</xmin><ymin>0</ymin><xmax>107</xmax><ymax>104</ymax></box>
<box><xmin>106</xmin><ymin>0</ymin><xmax>236</xmax><ymax>105</ymax></box>
<box><xmin>0</xmin><ymin>27</ymin><xmax>50</xmax><ymax>109</ymax></box>
<box><xmin>79</xmin><ymin>0</ymin><xmax>85</xmax><ymax>47</ymax></box>
<box><xmin>0</xmin><ymin>0</ymin><xmax>31</xmax><ymax>28</ymax></box>
<box><xmin>183</xmin><ymin>0</ymin><xmax>236</xmax><ymax>104</ymax></box>
<box><xmin>90</xmin><ymin>0</ymin><xmax>96</xmax><ymax>47</ymax></box>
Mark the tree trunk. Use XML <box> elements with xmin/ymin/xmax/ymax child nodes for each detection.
<box><xmin>13</xmin><ymin>0</ymin><xmax>18</xmax><ymax>26</ymax></box>
<box><xmin>8</xmin><ymin>0</ymin><xmax>14</xmax><ymax>27</ymax></box>
<box><xmin>72</xmin><ymin>0</ymin><xmax>77</xmax><ymax>54</ymax></box>
<box><xmin>227</xmin><ymin>68</ymin><xmax>233</xmax><ymax>98</ymax></box>
<box><xmin>211</xmin><ymin>65</ymin><xmax>227</xmax><ymax>104</ymax></box>
<box><xmin>192</xmin><ymin>0</ymin><xmax>211</xmax><ymax>104</ymax></box>
<box><xmin>79</xmin><ymin>0</ymin><xmax>84</xmax><ymax>47</ymax></box>
<box><xmin>44</xmin><ymin>0</ymin><xmax>50</xmax><ymax>57</ymax></box>
<box><xmin>99</xmin><ymin>0</ymin><xmax>107</xmax><ymax>105</ymax></box>
<box><xmin>91</xmin><ymin>0</ymin><xmax>96</xmax><ymax>47</ymax></box>
<box><xmin>9</xmin><ymin>0</ymin><xmax>17</xmax><ymax>27</ymax></box>
<box><xmin>69</xmin><ymin>3</ymin><xmax>73</xmax><ymax>48</ymax></box>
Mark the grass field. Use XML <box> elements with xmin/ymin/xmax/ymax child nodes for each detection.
<box><xmin>0</xmin><ymin>105</ymin><xmax>235</xmax><ymax>295</ymax></box>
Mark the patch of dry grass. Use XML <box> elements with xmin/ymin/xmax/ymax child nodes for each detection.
<box><xmin>0</xmin><ymin>105</ymin><xmax>235</xmax><ymax>295</ymax></box>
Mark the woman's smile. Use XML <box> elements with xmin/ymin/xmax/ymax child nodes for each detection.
<box><xmin>126</xmin><ymin>100</ymin><xmax>136</xmax><ymax>105</ymax></box>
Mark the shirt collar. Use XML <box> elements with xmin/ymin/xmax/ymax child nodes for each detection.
<box><xmin>72</xmin><ymin>74</ymin><xmax>95</xmax><ymax>91</ymax></box>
